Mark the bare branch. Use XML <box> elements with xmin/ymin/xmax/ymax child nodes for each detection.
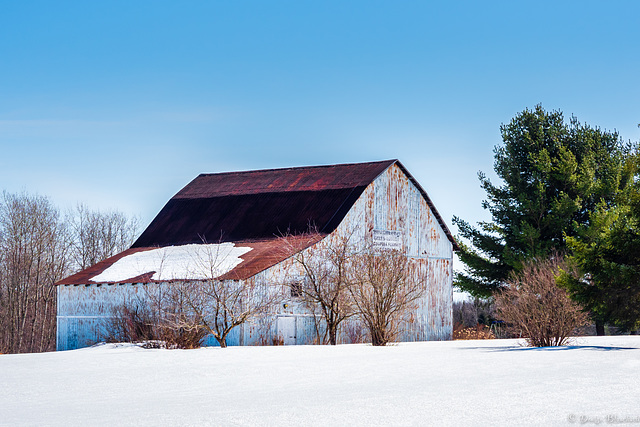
<box><xmin>349</xmin><ymin>249</ymin><xmax>425</xmax><ymax>346</ymax></box>
<box><xmin>280</xmin><ymin>226</ymin><xmax>358</xmax><ymax>345</ymax></box>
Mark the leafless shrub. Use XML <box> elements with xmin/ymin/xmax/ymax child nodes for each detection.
<box><xmin>159</xmin><ymin>322</ymin><xmax>209</xmax><ymax>349</ymax></box>
<box><xmin>105</xmin><ymin>301</ymin><xmax>207</xmax><ymax>349</ymax></box>
<box><xmin>105</xmin><ymin>304</ymin><xmax>156</xmax><ymax>343</ymax></box>
<box><xmin>494</xmin><ymin>255</ymin><xmax>589</xmax><ymax>347</ymax></box>
<box><xmin>349</xmin><ymin>249</ymin><xmax>425</xmax><ymax>346</ymax></box>
<box><xmin>453</xmin><ymin>299</ymin><xmax>495</xmax><ymax>328</ymax></box>
<box><xmin>342</xmin><ymin>321</ymin><xmax>368</xmax><ymax>344</ymax></box>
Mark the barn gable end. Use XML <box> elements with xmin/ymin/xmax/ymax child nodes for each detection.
<box><xmin>257</xmin><ymin>162</ymin><xmax>454</xmax><ymax>343</ymax></box>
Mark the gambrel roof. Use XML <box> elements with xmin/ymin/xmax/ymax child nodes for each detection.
<box><xmin>57</xmin><ymin>160</ymin><xmax>456</xmax><ymax>285</ymax></box>
<box><xmin>132</xmin><ymin>160</ymin><xmax>397</xmax><ymax>247</ymax></box>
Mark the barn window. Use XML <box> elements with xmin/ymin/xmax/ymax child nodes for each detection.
<box><xmin>290</xmin><ymin>281</ymin><xmax>303</xmax><ymax>298</ymax></box>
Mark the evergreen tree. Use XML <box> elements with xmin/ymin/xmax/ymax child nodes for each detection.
<box><xmin>454</xmin><ymin>105</ymin><xmax>630</xmax><ymax>298</ymax></box>
<box><xmin>561</xmin><ymin>154</ymin><xmax>640</xmax><ymax>332</ymax></box>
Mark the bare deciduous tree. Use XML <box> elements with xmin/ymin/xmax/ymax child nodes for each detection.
<box><xmin>282</xmin><ymin>230</ymin><xmax>357</xmax><ymax>345</ymax></box>
<box><xmin>68</xmin><ymin>203</ymin><xmax>140</xmax><ymax>271</ymax></box>
<box><xmin>349</xmin><ymin>249</ymin><xmax>424</xmax><ymax>346</ymax></box>
<box><xmin>156</xmin><ymin>279</ymin><xmax>278</xmax><ymax>347</ymax></box>
<box><xmin>0</xmin><ymin>192</ymin><xmax>71</xmax><ymax>353</ymax></box>
<box><xmin>494</xmin><ymin>255</ymin><xmax>589</xmax><ymax>347</ymax></box>
<box><xmin>0</xmin><ymin>191</ymin><xmax>141</xmax><ymax>354</ymax></box>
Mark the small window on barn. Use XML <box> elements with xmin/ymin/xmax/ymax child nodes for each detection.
<box><xmin>290</xmin><ymin>281</ymin><xmax>303</xmax><ymax>298</ymax></box>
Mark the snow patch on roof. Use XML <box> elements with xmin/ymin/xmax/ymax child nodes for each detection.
<box><xmin>91</xmin><ymin>243</ymin><xmax>253</xmax><ymax>282</ymax></box>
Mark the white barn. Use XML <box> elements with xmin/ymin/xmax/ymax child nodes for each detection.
<box><xmin>56</xmin><ymin>160</ymin><xmax>457</xmax><ymax>350</ymax></box>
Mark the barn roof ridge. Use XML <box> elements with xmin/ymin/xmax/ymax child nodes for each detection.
<box><xmin>170</xmin><ymin>159</ymin><xmax>397</xmax><ymax>200</ymax></box>
<box><xmin>194</xmin><ymin>159</ymin><xmax>398</xmax><ymax>179</ymax></box>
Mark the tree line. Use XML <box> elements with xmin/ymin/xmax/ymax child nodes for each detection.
<box><xmin>0</xmin><ymin>192</ymin><xmax>139</xmax><ymax>353</ymax></box>
<box><xmin>454</xmin><ymin>105</ymin><xmax>640</xmax><ymax>339</ymax></box>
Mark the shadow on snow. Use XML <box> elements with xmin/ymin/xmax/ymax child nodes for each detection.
<box><xmin>459</xmin><ymin>344</ymin><xmax>637</xmax><ymax>352</ymax></box>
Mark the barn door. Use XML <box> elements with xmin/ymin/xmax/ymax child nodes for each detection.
<box><xmin>277</xmin><ymin>316</ymin><xmax>296</xmax><ymax>345</ymax></box>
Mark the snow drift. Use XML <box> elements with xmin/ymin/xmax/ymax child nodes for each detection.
<box><xmin>91</xmin><ymin>243</ymin><xmax>253</xmax><ymax>282</ymax></box>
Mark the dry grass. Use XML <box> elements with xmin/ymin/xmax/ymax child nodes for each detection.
<box><xmin>452</xmin><ymin>323</ymin><xmax>495</xmax><ymax>340</ymax></box>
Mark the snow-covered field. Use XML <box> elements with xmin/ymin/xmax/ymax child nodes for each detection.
<box><xmin>2</xmin><ymin>336</ymin><xmax>639</xmax><ymax>426</ymax></box>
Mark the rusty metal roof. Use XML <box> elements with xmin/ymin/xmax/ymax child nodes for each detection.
<box><xmin>172</xmin><ymin>160</ymin><xmax>397</xmax><ymax>198</ymax></box>
<box><xmin>57</xmin><ymin>159</ymin><xmax>458</xmax><ymax>286</ymax></box>
<box><xmin>132</xmin><ymin>160</ymin><xmax>396</xmax><ymax>247</ymax></box>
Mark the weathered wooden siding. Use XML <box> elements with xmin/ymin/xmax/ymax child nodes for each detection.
<box><xmin>370</xmin><ymin>163</ymin><xmax>452</xmax><ymax>340</ymax></box>
<box><xmin>56</xmin><ymin>162</ymin><xmax>453</xmax><ymax>350</ymax></box>
<box><xmin>56</xmin><ymin>276</ymin><xmax>316</xmax><ymax>350</ymax></box>
<box><xmin>57</xmin><ymin>283</ymin><xmax>157</xmax><ymax>350</ymax></box>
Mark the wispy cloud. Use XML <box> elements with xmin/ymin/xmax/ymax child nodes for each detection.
<box><xmin>0</xmin><ymin>108</ymin><xmax>237</xmax><ymax>130</ymax></box>
<box><xmin>0</xmin><ymin>119</ymin><xmax>127</xmax><ymax>126</ymax></box>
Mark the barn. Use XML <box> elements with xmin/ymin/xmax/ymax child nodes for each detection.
<box><xmin>56</xmin><ymin>160</ymin><xmax>458</xmax><ymax>350</ymax></box>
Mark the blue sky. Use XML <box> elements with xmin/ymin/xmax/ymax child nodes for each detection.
<box><xmin>1</xmin><ymin>1</ymin><xmax>639</xmax><ymax>235</ymax></box>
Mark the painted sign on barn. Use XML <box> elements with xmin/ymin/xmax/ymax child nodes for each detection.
<box><xmin>372</xmin><ymin>229</ymin><xmax>403</xmax><ymax>251</ymax></box>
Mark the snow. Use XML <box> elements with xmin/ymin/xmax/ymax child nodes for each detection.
<box><xmin>91</xmin><ymin>243</ymin><xmax>253</xmax><ymax>282</ymax></box>
<box><xmin>2</xmin><ymin>336</ymin><xmax>639</xmax><ymax>426</ymax></box>
<box><xmin>453</xmin><ymin>289</ymin><xmax>472</xmax><ymax>302</ymax></box>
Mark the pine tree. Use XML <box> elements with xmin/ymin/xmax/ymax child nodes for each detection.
<box><xmin>454</xmin><ymin>105</ymin><xmax>630</xmax><ymax>298</ymax></box>
<box><xmin>561</xmin><ymin>154</ymin><xmax>640</xmax><ymax>332</ymax></box>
